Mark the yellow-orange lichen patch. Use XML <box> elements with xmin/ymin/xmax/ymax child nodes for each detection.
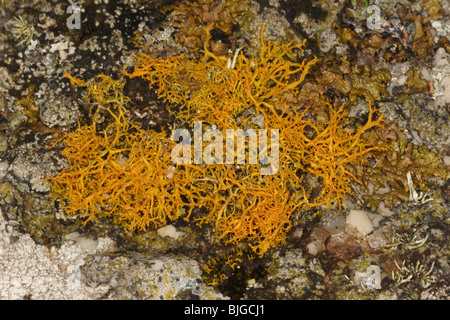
<box><xmin>49</xmin><ymin>29</ymin><xmax>386</xmax><ymax>257</ymax></box>
<box><xmin>46</xmin><ymin>75</ymin><xmax>187</xmax><ymax>231</ymax></box>
<box><xmin>178</xmin><ymin>162</ymin><xmax>304</xmax><ymax>257</ymax></box>
<box><xmin>47</xmin><ymin>105</ymin><xmax>186</xmax><ymax>231</ymax></box>
<box><xmin>128</xmin><ymin>26</ymin><xmax>319</xmax><ymax>130</ymax></box>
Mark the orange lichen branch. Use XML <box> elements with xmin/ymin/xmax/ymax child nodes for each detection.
<box><xmin>128</xmin><ymin>26</ymin><xmax>318</xmax><ymax>129</ymax></box>
<box><xmin>46</xmin><ymin>74</ymin><xmax>188</xmax><ymax>230</ymax></box>
<box><xmin>64</xmin><ymin>72</ymin><xmax>86</xmax><ymax>87</ymax></box>
<box><xmin>300</xmin><ymin>102</ymin><xmax>385</xmax><ymax>208</ymax></box>
<box><xmin>47</xmin><ymin>105</ymin><xmax>185</xmax><ymax>230</ymax></box>
<box><xmin>176</xmin><ymin>161</ymin><xmax>303</xmax><ymax>257</ymax></box>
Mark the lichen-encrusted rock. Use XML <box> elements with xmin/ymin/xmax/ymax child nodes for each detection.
<box><xmin>7</xmin><ymin>140</ymin><xmax>67</xmax><ymax>193</ymax></box>
<box><xmin>36</xmin><ymin>81</ymin><xmax>81</xmax><ymax>128</ymax></box>
<box><xmin>266</xmin><ymin>249</ymin><xmax>326</xmax><ymax>299</ymax></box>
<box><xmin>0</xmin><ymin>0</ymin><xmax>448</xmax><ymax>301</ymax></box>
<box><xmin>81</xmin><ymin>254</ymin><xmax>227</xmax><ymax>300</ymax></box>
<box><xmin>0</xmin><ymin>210</ymin><xmax>114</xmax><ymax>299</ymax></box>
<box><xmin>236</xmin><ymin>1</ymin><xmax>303</xmax><ymax>50</ymax></box>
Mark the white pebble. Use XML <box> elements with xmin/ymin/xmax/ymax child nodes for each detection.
<box><xmin>157</xmin><ymin>224</ymin><xmax>185</xmax><ymax>240</ymax></box>
<box><xmin>346</xmin><ymin>210</ymin><xmax>374</xmax><ymax>238</ymax></box>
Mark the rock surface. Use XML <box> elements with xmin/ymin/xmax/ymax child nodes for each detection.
<box><xmin>0</xmin><ymin>0</ymin><xmax>448</xmax><ymax>300</ymax></box>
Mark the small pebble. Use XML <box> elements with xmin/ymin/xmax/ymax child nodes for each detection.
<box><xmin>346</xmin><ymin>210</ymin><xmax>374</xmax><ymax>238</ymax></box>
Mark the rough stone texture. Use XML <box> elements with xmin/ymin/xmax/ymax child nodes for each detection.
<box><xmin>36</xmin><ymin>82</ymin><xmax>81</xmax><ymax>128</ymax></box>
<box><xmin>0</xmin><ymin>209</ymin><xmax>225</xmax><ymax>300</ymax></box>
<box><xmin>81</xmin><ymin>254</ymin><xmax>226</xmax><ymax>300</ymax></box>
<box><xmin>306</xmin><ymin>226</ymin><xmax>329</xmax><ymax>256</ymax></box>
<box><xmin>266</xmin><ymin>249</ymin><xmax>326</xmax><ymax>299</ymax></box>
<box><xmin>0</xmin><ymin>209</ymin><xmax>112</xmax><ymax>299</ymax></box>
<box><xmin>0</xmin><ymin>0</ymin><xmax>448</xmax><ymax>300</ymax></box>
<box><xmin>7</xmin><ymin>141</ymin><xmax>67</xmax><ymax>193</ymax></box>
<box><xmin>346</xmin><ymin>210</ymin><xmax>374</xmax><ymax>238</ymax></box>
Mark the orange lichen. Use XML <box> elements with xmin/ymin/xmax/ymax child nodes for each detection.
<box><xmin>180</xmin><ymin>162</ymin><xmax>304</xmax><ymax>256</ymax></box>
<box><xmin>64</xmin><ymin>72</ymin><xmax>87</xmax><ymax>87</ymax></box>
<box><xmin>128</xmin><ymin>26</ymin><xmax>319</xmax><ymax>129</ymax></box>
<box><xmin>274</xmin><ymin>102</ymin><xmax>385</xmax><ymax>209</ymax></box>
<box><xmin>48</xmin><ymin>110</ymin><xmax>186</xmax><ymax>230</ymax></box>
<box><xmin>46</xmin><ymin>75</ymin><xmax>187</xmax><ymax>231</ymax></box>
<box><xmin>49</xmin><ymin>28</ymin><xmax>385</xmax><ymax>257</ymax></box>
<box><xmin>160</xmin><ymin>102</ymin><xmax>383</xmax><ymax>256</ymax></box>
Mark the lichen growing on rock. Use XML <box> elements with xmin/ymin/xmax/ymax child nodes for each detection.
<box><xmin>46</xmin><ymin>74</ymin><xmax>187</xmax><ymax>232</ymax></box>
<box><xmin>128</xmin><ymin>26</ymin><xmax>319</xmax><ymax>128</ymax></box>
<box><xmin>354</xmin><ymin>124</ymin><xmax>450</xmax><ymax>210</ymax></box>
<box><xmin>348</xmin><ymin>65</ymin><xmax>391</xmax><ymax>105</ymax></box>
<box><xmin>48</xmin><ymin>27</ymin><xmax>385</xmax><ymax>257</ymax></box>
<box><xmin>1</xmin><ymin>0</ymin><xmax>449</xmax><ymax>301</ymax></box>
<box><xmin>160</xmin><ymin>0</ymin><xmax>249</xmax><ymax>54</ymax></box>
